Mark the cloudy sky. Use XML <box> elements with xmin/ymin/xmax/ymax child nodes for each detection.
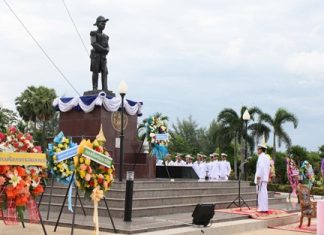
<box><xmin>1</xmin><ymin>0</ymin><xmax>324</xmax><ymax>151</ymax></box>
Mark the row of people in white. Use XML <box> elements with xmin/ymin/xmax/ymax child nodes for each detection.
<box><xmin>158</xmin><ymin>153</ymin><xmax>231</xmax><ymax>180</ymax></box>
<box><xmin>194</xmin><ymin>153</ymin><xmax>231</xmax><ymax>180</ymax></box>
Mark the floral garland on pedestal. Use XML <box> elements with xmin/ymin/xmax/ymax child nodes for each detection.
<box><xmin>142</xmin><ymin>113</ymin><xmax>169</xmax><ymax>160</ymax></box>
<box><xmin>0</xmin><ymin>126</ymin><xmax>46</xmax><ymax>223</ymax></box>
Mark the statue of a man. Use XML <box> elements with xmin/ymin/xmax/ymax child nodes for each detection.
<box><xmin>90</xmin><ymin>16</ymin><xmax>109</xmax><ymax>91</ymax></box>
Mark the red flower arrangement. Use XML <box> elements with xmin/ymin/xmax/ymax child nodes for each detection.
<box><xmin>0</xmin><ymin>126</ymin><xmax>46</xmax><ymax>223</ymax></box>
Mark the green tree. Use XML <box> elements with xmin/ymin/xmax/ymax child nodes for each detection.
<box><xmin>217</xmin><ymin>106</ymin><xmax>262</xmax><ymax>178</ymax></box>
<box><xmin>0</xmin><ymin>108</ymin><xmax>18</xmax><ymax>132</ymax></box>
<box><xmin>15</xmin><ymin>86</ymin><xmax>38</xmax><ymax>129</ymax></box>
<box><xmin>261</xmin><ymin>108</ymin><xmax>298</xmax><ymax>160</ymax></box>
<box><xmin>169</xmin><ymin>116</ymin><xmax>201</xmax><ymax>155</ymax></box>
<box><xmin>319</xmin><ymin>145</ymin><xmax>324</xmax><ymax>158</ymax></box>
<box><xmin>289</xmin><ymin>145</ymin><xmax>307</xmax><ymax>167</ymax></box>
<box><xmin>15</xmin><ymin>86</ymin><xmax>57</xmax><ymax>149</ymax></box>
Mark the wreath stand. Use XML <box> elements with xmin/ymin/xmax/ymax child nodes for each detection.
<box><xmin>0</xmin><ymin>203</ymin><xmax>47</xmax><ymax>235</ymax></box>
<box><xmin>53</xmin><ymin>172</ymin><xmax>116</xmax><ymax>235</ymax></box>
<box><xmin>38</xmin><ymin>176</ymin><xmax>86</xmax><ymax>220</ymax></box>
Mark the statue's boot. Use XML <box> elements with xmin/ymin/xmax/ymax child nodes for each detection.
<box><xmin>92</xmin><ymin>74</ymin><xmax>98</xmax><ymax>90</ymax></box>
<box><xmin>102</xmin><ymin>73</ymin><xmax>108</xmax><ymax>91</ymax></box>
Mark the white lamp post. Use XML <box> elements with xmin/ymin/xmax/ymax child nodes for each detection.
<box><xmin>118</xmin><ymin>81</ymin><xmax>128</xmax><ymax>182</ymax></box>
<box><xmin>242</xmin><ymin>109</ymin><xmax>250</xmax><ymax>180</ymax></box>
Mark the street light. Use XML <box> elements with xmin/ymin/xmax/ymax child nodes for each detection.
<box><xmin>118</xmin><ymin>81</ymin><xmax>128</xmax><ymax>182</ymax></box>
<box><xmin>242</xmin><ymin>109</ymin><xmax>250</xmax><ymax>180</ymax></box>
<box><xmin>226</xmin><ymin>109</ymin><xmax>251</xmax><ymax>211</ymax></box>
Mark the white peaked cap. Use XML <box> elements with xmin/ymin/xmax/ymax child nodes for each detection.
<box><xmin>257</xmin><ymin>135</ymin><xmax>267</xmax><ymax>149</ymax></box>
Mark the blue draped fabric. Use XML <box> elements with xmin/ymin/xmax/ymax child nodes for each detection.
<box><xmin>151</xmin><ymin>144</ymin><xmax>168</xmax><ymax>160</ymax></box>
<box><xmin>54</xmin><ymin>93</ymin><xmax>143</xmax><ymax>116</ymax></box>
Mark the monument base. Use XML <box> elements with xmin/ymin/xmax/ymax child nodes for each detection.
<box><xmin>59</xmin><ymin>106</ymin><xmax>154</xmax><ymax>178</ymax></box>
<box><xmin>83</xmin><ymin>89</ymin><xmax>115</xmax><ymax>97</ymax></box>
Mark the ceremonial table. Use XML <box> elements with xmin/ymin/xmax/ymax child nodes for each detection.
<box><xmin>156</xmin><ymin>166</ymin><xmax>199</xmax><ymax>179</ymax></box>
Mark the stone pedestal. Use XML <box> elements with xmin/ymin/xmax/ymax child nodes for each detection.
<box><xmin>83</xmin><ymin>89</ymin><xmax>115</xmax><ymax>97</ymax></box>
<box><xmin>59</xmin><ymin>106</ymin><xmax>155</xmax><ymax>179</ymax></box>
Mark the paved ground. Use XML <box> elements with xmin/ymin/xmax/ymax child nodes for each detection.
<box><xmin>0</xmin><ymin>194</ymin><xmax>318</xmax><ymax>235</ymax></box>
<box><xmin>0</xmin><ymin>223</ymin><xmax>311</xmax><ymax>235</ymax></box>
<box><xmin>237</xmin><ymin>228</ymin><xmax>310</xmax><ymax>235</ymax></box>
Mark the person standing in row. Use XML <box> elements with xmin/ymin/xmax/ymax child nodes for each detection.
<box><xmin>185</xmin><ymin>154</ymin><xmax>193</xmax><ymax>166</ymax></box>
<box><xmin>255</xmin><ymin>143</ymin><xmax>271</xmax><ymax>213</ymax></box>
<box><xmin>210</xmin><ymin>153</ymin><xmax>220</xmax><ymax>180</ymax></box>
<box><xmin>174</xmin><ymin>153</ymin><xmax>186</xmax><ymax>166</ymax></box>
<box><xmin>193</xmin><ymin>154</ymin><xmax>207</xmax><ymax>180</ymax></box>
<box><xmin>219</xmin><ymin>153</ymin><xmax>231</xmax><ymax>180</ymax></box>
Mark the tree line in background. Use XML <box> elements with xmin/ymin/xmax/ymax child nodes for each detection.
<box><xmin>140</xmin><ymin>108</ymin><xmax>322</xmax><ymax>185</ymax></box>
<box><xmin>0</xmin><ymin>85</ymin><xmax>323</xmax><ymax>185</ymax></box>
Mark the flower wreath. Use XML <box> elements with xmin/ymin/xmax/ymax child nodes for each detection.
<box><xmin>74</xmin><ymin>138</ymin><xmax>114</xmax><ymax>199</ymax></box>
<box><xmin>74</xmin><ymin>127</ymin><xmax>114</xmax><ymax>235</ymax></box>
<box><xmin>143</xmin><ymin>114</ymin><xmax>169</xmax><ymax>160</ymax></box>
<box><xmin>47</xmin><ymin>132</ymin><xmax>76</xmax><ymax>184</ymax></box>
<box><xmin>0</xmin><ymin>126</ymin><xmax>46</xmax><ymax>223</ymax></box>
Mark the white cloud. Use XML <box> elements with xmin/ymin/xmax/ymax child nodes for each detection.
<box><xmin>285</xmin><ymin>50</ymin><xmax>324</xmax><ymax>80</ymax></box>
<box><xmin>1</xmin><ymin>0</ymin><xmax>324</xmax><ymax>150</ymax></box>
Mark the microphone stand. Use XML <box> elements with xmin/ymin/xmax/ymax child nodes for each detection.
<box><xmin>227</xmin><ymin>161</ymin><xmax>250</xmax><ymax>211</ymax></box>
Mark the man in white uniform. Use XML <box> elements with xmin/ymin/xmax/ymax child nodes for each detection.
<box><xmin>210</xmin><ymin>153</ymin><xmax>220</xmax><ymax>180</ymax></box>
<box><xmin>219</xmin><ymin>153</ymin><xmax>231</xmax><ymax>180</ymax></box>
<box><xmin>193</xmin><ymin>154</ymin><xmax>207</xmax><ymax>180</ymax></box>
<box><xmin>164</xmin><ymin>155</ymin><xmax>175</xmax><ymax>166</ymax></box>
<box><xmin>185</xmin><ymin>154</ymin><xmax>193</xmax><ymax>166</ymax></box>
<box><xmin>255</xmin><ymin>144</ymin><xmax>271</xmax><ymax>212</ymax></box>
<box><xmin>174</xmin><ymin>154</ymin><xmax>186</xmax><ymax>166</ymax></box>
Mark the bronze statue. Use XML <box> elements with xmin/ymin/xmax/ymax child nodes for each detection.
<box><xmin>90</xmin><ymin>16</ymin><xmax>109</xmax><ymax>91</ymax></box>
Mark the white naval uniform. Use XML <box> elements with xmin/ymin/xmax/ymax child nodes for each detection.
<box><xmin>207</xmin><ymin>161</ymin><xmax>214</xmax><ymax>178</ymax></box>
<box><xmin>219</xmin><ymin>160</ymin><xmax>230</xmax><ymax>180</ymax></box>
<box><xmin>165</xmin><ymin>160</ymin><xmax>175</xmax><ymax>166</ymax></box>
<box><xmin>225</xmin><ymin>160</ymin><xmax>231</xmax><ymax>179</ymax></box>
<box><xmin>193</xmin><ymin>161</ymin><xmax>207</xmax><ymax>179</ymax></box>
<box><xmin>156</xmin><ymin>159</ymin><xmax>164</xmax><ymax>166</ymax></box>
<box><xmin>254</xmin><ymin>152</ymin><xmax>271</xmax><ymax>212</ymax></box>
<box><xmin>210</xmin><ymin>160</ymin><xmax>220</xmax><ymax>180</ymax></box>
<box><xmin>174</xmin><ymin>160</ymin><xmax>186</xmax><ymax>166</ymax></box>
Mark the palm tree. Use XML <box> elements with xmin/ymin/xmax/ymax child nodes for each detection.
<box><xmin>260</xmin><ymin>108</ymin><xmax>298</xmax><ymax>159</ymax></box>
<box><xmin>15</xmin><ymin>86</ymin><xmax>57</xmax><ymax>149</ymax></box>
<box><xmin>249</xmin><ymin>120</ymin><xmax>271</xmax><ymax>145</ymax></box>
<box><xmin>217</xmin><ymin>106</ymin><xmax>262</xmax><ymax>179</ymax></box>
<box><xmin>15</xmin><ymin>86</ymin><xmax>38</xmax><ymax>129</ymax></box>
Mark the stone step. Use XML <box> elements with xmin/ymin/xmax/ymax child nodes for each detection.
<box><xmin>43</xmin><ymin>185</ymin><xmax>257</xmax><ymax>198</ymax></box>
<box><xmin>39</xmin><ymin>196</ymin><xmax>286</xmax><ymax>218</ymax></box>
<box><xmin>46</xmin><ymin>179</ymin><xmax>251</xmax><ymax>190</ymax></box>
<box><xmin>111</xmin><ymin>180</ymin><xmax>251</xmax><ymax>189</ymax></box>
<box><xmin>39</xmin><ymin>191</ymin><xmax>274</xmax><ymax>208</ymax></box>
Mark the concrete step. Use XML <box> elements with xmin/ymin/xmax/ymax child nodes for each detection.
<box><xmin>39</xmin><ymin>196</ymin><xmax>286</xmax><ymax>218</ymax></box>
<box><xmin>39</xmin><ymin>191</ymin><xmax>274</xmax><ymax>208</ymax></box>
<box><xmin>46</xmin><ymin>179</ymin><xmax>251</xmax><ymax>190</ymax></box>
<box><xmin>42</xmin><ymin>185</ymin><xmax>258</xmax><ymax>198</ymax></box>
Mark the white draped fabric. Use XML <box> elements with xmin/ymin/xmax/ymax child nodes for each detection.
<box><xmin>53</xmin><ymin>92</ymin><xmax>143</xmax><ymax>116</ymax></box>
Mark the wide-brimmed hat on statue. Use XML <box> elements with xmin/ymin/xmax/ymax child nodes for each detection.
<box><xmin>93</xmin><ymin>16</ymin><xmax>109</xmax><ymax>26</ymax></box>
<box><xmin>221</xmin><ymin>153</ymin><xmax>228</xmax><ymax>157</ymax></box>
